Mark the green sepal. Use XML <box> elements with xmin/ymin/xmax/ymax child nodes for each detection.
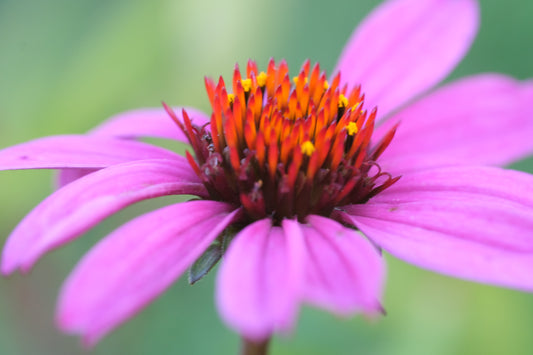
<box><xmin>187</xmin><ymin>225</ymin><xmax>241</xmax><ymax>285</ymax></box>
<box><xmin>188</xmin><ymin>243</ymin><xmax>223</xmax><ymax>285</ymax></box>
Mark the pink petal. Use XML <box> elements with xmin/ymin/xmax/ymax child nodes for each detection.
<box><xmin>340</xmin><ymin>166</ymin><xmax>533</xmax><ymax>291</ymax></box>
<box><xmin>57</xmin><ymin>200</ymin><xmax>240</xmax><ymax>346</ymax></box>
<box><xmin>56</xmin><ymin>168</ymin><xmax>99</xmax><ymax>187</ymax></box>
<box><xmin>377</xmin><ymin>75</ymin><xmax>533</xmax><ymax>173</ymax></box>
<box><xmin>0</xmin><ymin>135</ymin><xmax>180</xmax><ymax>170</ymax></box>
<box><xmin>90</xmin><ymin>107</ymin><xmax>210</xmax><ymax>142</ymax></box>
<box><xmin>54</xmin><ymin>107</ymin><xmax>208</xmax><ymax>186</ymax></box>
<box><xmin>334</xmin><ymin>0</ymin><xmax>479</xmax><ymax>118</ymax></box>
<box><xmin>1</xmin><ymin>158</ymin><xmax>207</xmax><ymax>274</ymax></box>
<box><xmin>303</xmin><ymin>215</ymin><xmax>385</xmax><ymax>315</ymax></box>
<box><xmin>216</xmin><ymin>218</ymin><xmax>306</xmax><ymax>341</ymax></box>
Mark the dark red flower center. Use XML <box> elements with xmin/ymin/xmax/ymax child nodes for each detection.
<box><xmin>165</xmin><ymin>59</ymin><xmax>399</xmax><ymax>224</ymax></box>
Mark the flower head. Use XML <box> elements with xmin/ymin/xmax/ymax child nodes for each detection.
<box><xmin>1</xmin><ymin>0</ymin><xmax>533</xmax><ymax>348</ymax></box>
<box><xmin>171</xmin><ymin>59</ymin><xmax>399</xmax><ymax>223</ymax></box>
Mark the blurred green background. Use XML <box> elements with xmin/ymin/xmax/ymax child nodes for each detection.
<box><xmin>1</xmin><ymin>0</ymin><xmax>532</xmax><ymax>354</ymax></box>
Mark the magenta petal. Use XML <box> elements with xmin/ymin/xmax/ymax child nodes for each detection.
<box><xmin>377</xmin><ymin>75</ymin><xmax>533</xmax><ymax>173</ymax></box>
<box><xmin>54</xmin><ymin>107</ymin><xmax>208</xmax><ymax>186</ymax></box>
<box><xmin>89</xmin><ymin>107</ymin><xmax>210</xmax><ymax>142</ymax></box>
<box><xmin>57</xmin><ymin>201</ymin><xmax>240</xmax><ymax>346</ymax></box>
<box><xmin>216</xmin><ymin>218</ymin><xmax>306</xmax><ymax>341</ymax></box>
<box><xmin>55</xmin><ymin>168</ymin><xmax>99</xmax><ymax>188</ymax></box>
<box><xmin>334</xmin><ymin>0</ymin><xmax>479</xmax><ymax>118</ymax></box>
<box><xmin>303</xmin><ymin>215</ymin><xmax>385</xmax><ymax>315</ymax></box>
<box><xmin>1</xmin><ymin>158</ymin><xmax>207</xmax><ymax>274</ymax></box>
<box><xmin>341</xmin><ymin>166</ymin><xmax>533</xmax><ymax>291</ymax></box>
<box><xmin>0</xmin><ymin>135</ymin><xmax>180</xmax><ymax>170</ymax></box>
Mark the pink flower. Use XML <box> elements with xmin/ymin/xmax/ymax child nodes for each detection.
<box><xmin>2</xmin><ymin>0</ymin><xmax>533</xmax><ymax>348</ymax></box>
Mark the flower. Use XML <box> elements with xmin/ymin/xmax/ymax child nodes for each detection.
<box><xmin>1</xmin><ymin>0</ymin><xmax>533</xmax><ymax>348</ymax></box>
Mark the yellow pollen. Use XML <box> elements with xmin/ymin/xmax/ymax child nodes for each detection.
<box><xmin>323</xmin><ymin>80</ymin><xmax>329</xmax><ymax>90</ymax></box>
<box><xmin>338</xmin><ymin>94</ymin><xmax>348</xmax><ymax>108</ymax></box>
<box><xmin>346</xmin><ymin>122</ymin><xmax>359</xmax><ymax>135</ymax></box>
<box><xmin>301</xmin><ymin>141</ymin><xmax>315</xmax><ymax>156</ymax></box>
<box><xmin>257</xmin><ymin>72</ymin><xmax>267</xmax><ymax>87</ymax></box>
<box><xmin>293</xmin><ymin>76</ymin><xmax>308</xmax><ymax>85</ymax></box>
<box><xmin>227</xmin><ymin>93</ymin><xmax>235</xmax><ymax>104</ymax></box>
<box><xmin>242</xmin><ymin>79</ymin><xmax>252</xmax><ymax>92</ymax></box>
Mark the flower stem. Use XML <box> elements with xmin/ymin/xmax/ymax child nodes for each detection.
<box><xmin>240</xmin><ymin>337</ymin><xmax>270</xmax><ymax>355</ymax></box>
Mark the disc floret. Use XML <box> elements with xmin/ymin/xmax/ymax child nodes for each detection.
<box><xmin>165</xmin><ymin>59</ymin><xmax>399</xmax><ymax>223</ymax></box>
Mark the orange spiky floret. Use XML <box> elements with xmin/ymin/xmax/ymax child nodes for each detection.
<box><xmin>175</xmin><ymin>59</ymin><xmax>399</xmax><ymax>223</ymax></box>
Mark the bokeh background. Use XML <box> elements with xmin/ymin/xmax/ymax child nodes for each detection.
<box><xmin>1</xmin><ymin>0</ymin><xmax>533</xmax><ymax>354</ymax></box>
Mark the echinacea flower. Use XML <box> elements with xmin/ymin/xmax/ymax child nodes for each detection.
<box><xmin>2</xmin><ymin>0</ymin><xmax>533</xmax><ymax>352</ymax></box>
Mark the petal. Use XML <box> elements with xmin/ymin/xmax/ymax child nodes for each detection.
<box><xmin>334</xmin><ymin>0</ymin><xmax>479</xmax><ymax>118</ymax></box>
<box><xmin>377</xmin><ymin>75</ymin><xmax>533</xmax><ymax>173</ymax></box>
<box><xmin>0</xmin><ymin>135</ymin><xmax>180</xmax><ymax>170</ymax></box>
<box><xmin>303</xmin><ymin>215</ymin><xmax>385</xmax><ymax>315</ymax></box>
<box><xmin>54</xmin><ymin>107</ymin><xmax>208</xmax><ymax>186</ymax></box>
<box><xmin>89</xmin><ymin>107</ymin><xmax>210</xmax><ymax>142</ymax></box>
<box><xmin>57</xmin><ymin>200</ymin><xmax>240</xmax><ymax>346</ymax></box>
<box><xmin>56</xmin><ymin>168</ymin><xmax>99</xmax><ymax>188</ymax></box>
<box><xmin>340</xmin><ymin>166</ymin><xmax>533</xmax><ymax>291</ymax></box>
<box><xmin>1</xmin><ymin>158</ymin><xmax>207</xmax><ymax>274</ymax></box>
<box><xmin>216</xmin><ymin>218</ymin><xmax>306</xmax><ymax>341</ymax></box>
